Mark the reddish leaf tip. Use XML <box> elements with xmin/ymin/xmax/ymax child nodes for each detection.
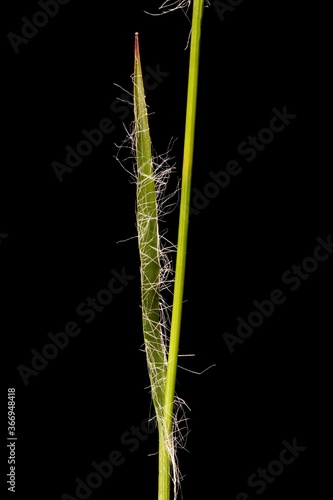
<box><xmin>134</xmin><ymin>32</ymin><xmax>140</xmax><ymax>59</ymax></box>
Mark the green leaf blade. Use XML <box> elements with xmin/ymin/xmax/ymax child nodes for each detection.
<box><xmin>134</xmin><ymin>33</ymin><xmax>166</xmax><ymax>414</ymax></box>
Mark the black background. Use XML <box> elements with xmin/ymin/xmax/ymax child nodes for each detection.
<box><xmin>2</xmin><ymin>1</ymin><xmax>331</xmax><ymax>499</ymax></box>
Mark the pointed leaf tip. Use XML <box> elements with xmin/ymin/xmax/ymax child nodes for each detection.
<box><xmin>134</xmin><ymin>32</ymin><xmax>140</xmax><ymax>58</ymax></box>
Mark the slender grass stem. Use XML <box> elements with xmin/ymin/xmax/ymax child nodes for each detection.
<box><xmin>161</xmin><ymin>1</ymin><xmax>205</xmax><ymax>498</ymax></box>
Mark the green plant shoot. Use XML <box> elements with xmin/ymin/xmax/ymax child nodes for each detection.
<box><xmin>134</xmin><ymin>30</ymin><xmax>171</xmax><ymax>500</ymax></box>
<box><xmin>133</xmin><ymin>1</ymin><xmax>205</xmax><ymax>498</ymax></box>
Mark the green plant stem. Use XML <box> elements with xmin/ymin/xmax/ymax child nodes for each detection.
<box><xmin>159</xmin><ymin>1</ymin><xmax>205</xmax><ymax>499</ymax></box>
<box><xmin>158</xmin><ymin>426</ymin><xmax>170</xmax><ymax>500</ymax></box>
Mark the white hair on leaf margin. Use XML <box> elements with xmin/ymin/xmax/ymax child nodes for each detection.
<box><xmin>144</xmin><ymin>0</ymin><xmax>211</xmax><ymax>17</ymax></box>
<box><xmin>113</xmin><ymin>42</ymin><xmax>215</xmax><ymax>495</ymax></box>
<box><xmin>114</xmin><ymin>80</ymin><xmax>185</xmax><ymax>498</ymax></box>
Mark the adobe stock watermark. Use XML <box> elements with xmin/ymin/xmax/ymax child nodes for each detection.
<box><xmin>235</xmin><ymin>437</ymin><xmax>307</xmax><ymax>499</ymax></box>
<box><xmin>190</xmin><ymin>106</ymin><xmax>297</xmax><ymax>217</ymax></box>
<box><xmin>212</xmin><ymin>0</ymin><xmax>245</xmax><ymax>23</ymax></box>
<box><xmin>0</xmin><ymin>233</ymin><xmax>9</xmax><ymax>244</ymax></box>
<box><xmin>61</xmin><ymin>417</ymin><xmax>157</xmax><ymax>500</ymax></box>
<box><xmin>17</xmin><ymin>267</ymin><xmax>135</xmax><ymax>386</ymax></box>
<box><xmin>51</xmin><ymin>64</ymin><xmax>170</xmax><ymax>182</ymax></box>
<box><xmin>223</xmin><ymin>234</ymin><xmax>333</xmax><ymax>353</ymax></box>
<box><xmin>7</xmin><ymin>0</ymin><xmax>71</xmax><ymax>54</ymax></box>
